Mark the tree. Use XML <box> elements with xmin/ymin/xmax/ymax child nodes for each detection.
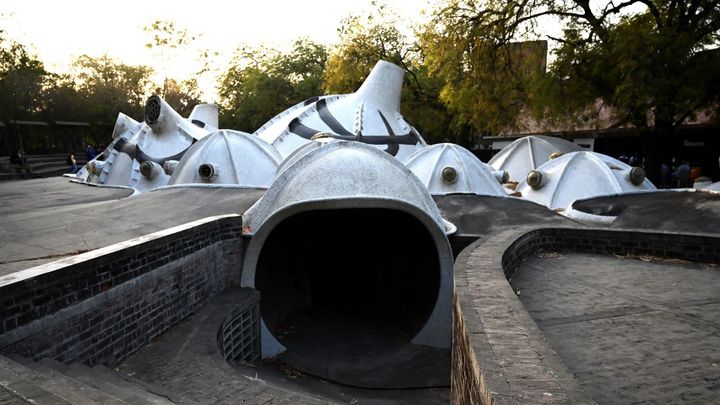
<box><xmin>0</xmin><ymin>34</ymin><xmax>48</xmax><ymax>158</ymax></box>
<box><xmin>422</xmin><ymin>1</ymin><xmax>560</xmax><ymax>136</ymax></box>
<box><xmin>323</xmin><ymin>2</ymin><xmax>413</xmax><ymax>92</ymax></box>
<box><xmin>423</xmin><ymin>0</ymin><xmax>720</xmax><ymax>178</ymax></box>
<box><xmin>144</xmin><ymin>20</ymin><xmax>212</xmax><ymax>114</ymax></box>
<box><xmin>0</xmin><ymin>34</ymin><xmax>47</xmax><ymax>122</ymax></box>
<box><xmin>69</xmin><ymin>54</ymin><xmax>153</xmax><ymax>124</ymax></box>
<box><xmin>218</xmin><ymin>39</ymin><xmax>328</xmax><ymax>131</ymax></box>
<box><xmin>324</xmin><ymin>2</ymin><xmax>456</xmax><ymax>144</ymax></box>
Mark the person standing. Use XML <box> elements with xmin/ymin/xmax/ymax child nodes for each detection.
<box><xmin>67</xmin><ymin>153</ymin><xmax>78</xmax><ymax>174</ymax></box>
<box><xmin>672</xmin><ymin>160</ymin><xmax>691</xmax><ymax>188</ymax></box>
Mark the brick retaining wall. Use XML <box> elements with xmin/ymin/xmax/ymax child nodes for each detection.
<box><xmin>0</xmin><ymin>215</ymin><xmax>246</xmax><ymax>366</ymax></box>
<box><xmin>451</xmin><ymin>226</ymin><xmax>720</xmax><ymax>405</ymax></box>
<box><xmin>502</xmin><ymin>228</ymin><xmax>720</xmax><ymax>279</ymax></box>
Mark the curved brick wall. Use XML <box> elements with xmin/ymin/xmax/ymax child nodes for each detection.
<box><xmin>452</xmin><ymin>226</ymin><xmax>720</xmax><ymax>405</ymax></box>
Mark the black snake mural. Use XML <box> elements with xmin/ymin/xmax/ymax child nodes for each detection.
<box><xmin>113</xmin><ymin>138</ymin><xmax>194</xmax><ymax>166</ymax></box>
<box><xmin>287</xmin><ymin>98</ymin><xmax>422</xmax><ymax>156</ymax></box>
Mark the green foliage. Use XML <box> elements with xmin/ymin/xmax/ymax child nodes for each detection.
<box><xmin>218</xmin><ymin>39</ymin><xmax>328</xmax><ymax>131</ymax></box>
<box><xmin>423</xmin><ymin>0</ymin><xmax>720</xmax><ymax>141</ymax></box>
<box><xmin>323</xmin><ymin>2</ymin><xmax>456</xmax><ymax>144</ymax></box>
<box><xmin>0</xmin><ymin>35</ymin><xmax>47</xmax><ymax>122</ymax></box>
<box><xmin>421</xmin><ymin>0</ymin><xmax>554</xmax><ymax>135</ymax></box>
<box><xmin>538</xmin><ymin>7</ymin><xmax>720</xmax><ymax>134</ymax></box>
<box><xmin>143</xmin><ymin>20</ymin><xmax>211</xmax><ymax>114</ymax></box>
<box><xmin>68</xmin><ymin>54</ymin><xmax>153</xmax><ymax>123</ymax></box>
<box><xmin>161</xmin><ymin>77</ymin><xmax>203</xmax><ymax>117</ymax></box>
<box><xmin>323</xmin><ymin>2</ymin><xmax>411</xmax><ymax>93</ymax></box>
<box><xmin>143</xmin><ymin>20</ymin><xmax>196</xmax><ymax>49</ymax></box>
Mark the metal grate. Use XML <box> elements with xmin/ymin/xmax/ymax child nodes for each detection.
<box><xmin>218</xmin><ymin>303</ymin><xmax>260</xmax><ymax>363</ymax></box>
<box><xmin>144</xmin><ymin>96</ymin><xmax>161</xmax><ymax>124</ymax></box>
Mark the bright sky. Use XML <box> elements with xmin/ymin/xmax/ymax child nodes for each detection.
<box><xmin>1</xmin><ymin>0</ymin><xmax>435</xmax><ymax>101</ymax></box>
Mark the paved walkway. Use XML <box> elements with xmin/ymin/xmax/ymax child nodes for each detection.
<box><xmin>0</xmin><ymin>178</ymin><xmax>263</xmax><ymax>276</ymax></box>
<box><xmin>511</xmin><ymin>252</ymin><xmax>720</xmax><ymax>404</ymax></box>
<box><xmin>118</xmin><ymin>289</ymin><xmax>449</xmax><ymax>405</ymax></box>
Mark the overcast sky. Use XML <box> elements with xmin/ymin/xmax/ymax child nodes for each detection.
<box><xmin>1</xmin><ymin>0</ymin><xmax>435</xmax><ymax>100</ymax></box>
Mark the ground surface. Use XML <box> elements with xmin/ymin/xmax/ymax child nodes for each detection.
<box><xmin>0</xmin><ymin>177</ymin><xmax>264</xmax><ymax>276</ymax></box>
<box><xmin>119</xmin><ymin>289</ymin><xmax>450</xmax><ymax>405</ymax></box>
<box><xmin>277</xmin><ymin>310</ymin><xmax>450</xmax><ymax>389</ymax></box>
<box><xmin>433</xmin><ymin>194</ymin><xmax>576</xmax><ymax>237</ymax></box>
<box><xmin>511</xmin><ymin>252</ymin><xmax>720</xmax><ymax>404</ymax></box>
<box><xmin>572</xmin><ymin>190</ymin><xmax>720</xmax><ymax>234</ymax></box>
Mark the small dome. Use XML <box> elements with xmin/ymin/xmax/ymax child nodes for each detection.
<box><xmin>489</xmin><ymin>135</ymin><xmax>583</xmax><ymax>182</ymax></box>
<box><xmin>402</xmin><ymin>143</ymin><xmax>507</xmax><ymax>196</ymax></box>
<box><xmin>168</xmin><ymin>130</ymin><xmax>281</xmax><ymax>187</ymax></box>
<box><xmin>255</xmin><ymin>60</ymin><xmax>426</xmax><ymax>160</ymax></box>
<box><xmin>516</xmin><ymin>151</ymin><xmax>656</xmax><ymax>210</ymax></box>
<box><xmin>243</xmin><ymin>141</ymin><xmax>451</xmax><ymax>234</ymax></box>
<box><xmin>704</xmin><ymin>182</ymin><xmax>720</xmax><ymax>192</ymax></box>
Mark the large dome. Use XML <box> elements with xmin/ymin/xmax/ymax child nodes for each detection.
<box><xmin>243</xmin><ymin>141</ymin><xmax>450</xmax><ymax>233</ymax></box>
<box><xmin>241</xmin><ymin>141</ymin><xmax>454</xmax><ymax>358</ymax></box>
<box><xmin>167</xmin><ymin>130</ymin><xmax>281</xmax><ymax>187</ymax></box>
<box><xmin>254</xmin><ymin>60</ymin><xmax>426</xmax><ymax>161</ymax></box>
<box><xmin>489</xmin><ymin>135</ymin><xmax>583</xmax><ymax>182</ymax></box>
<box><xmin>402</xmin><ymin>143</ymin><xmax>508</xmax><ymax>196</ymax></box>
<box><xmin>516</xmin><ymin>151</ymin><xmax>656</xmax><ymax>210</ymax></box>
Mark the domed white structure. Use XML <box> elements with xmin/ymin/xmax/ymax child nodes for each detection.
<box><xmin>274</xmin><ymin>135</ymin><xmax>337</xmax><ymax>176</ymax></box>
<box><xmin>241</xmin><ymin>141</ymin><xmax>454</xmax><ymax>358</ymax></box>
<box><xmin>72</xmin><ymin>112</ymin><xmax>141</xmax><ymax>183</ymax></box>
<box><xmin>402</xmin><ymin>143</ymin><xmax>508</xmax><ymax>196</ymax></box>
<box><xmin>255</xmin><ymin>60</ymin><xmax>426</xmax><ymax>161</ymax></box>
<box><xmin>167</xmin><ymin>130</ymin><xmax>281</xmax><ymax>187</ymax></box>
<box><xmin>516</xmin><ymin>151</ymin><xmax>656</xmax><ymax>210</ymax></box>
<box><xmin>82</xmin><ymin>95</ymin><xmax>216</xmax><ymax>192</ymax></box>
<box><xmin>694</xmin><ymin>179</ymin><xmax>720</xmax><ymax>192</ymax></box>
<box><xmin>489</xmin><ymin>135</ymin><xmax>583</xmax><ymax>182</ymax></box>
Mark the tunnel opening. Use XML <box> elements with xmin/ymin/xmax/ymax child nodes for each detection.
<box><xmin>254</xmin><ymin>208</ymin><xmax>449</xmax><ymax>388</ymax></box>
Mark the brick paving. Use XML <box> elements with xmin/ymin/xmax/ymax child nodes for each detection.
<box><xmin>452</xmin><ymin>227</ymin><xmax>593</xmax><ymax>404</ymax></box>
<box><xmin>118</xmin><ymin>289</ymin><xmax>448</xmax><ymax>404</ymax></box>
<box><xmin>0</xmin><ymin>386</ymin><xmax>28</xmax><ymax>404</ymax></box>
<box><xmin>511</xmin><ymin>252</ymin><xmax>720</xmax><ymax>404</ymax></box>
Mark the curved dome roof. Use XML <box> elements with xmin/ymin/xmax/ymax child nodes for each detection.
<box><xmin>402</xmin><ymin>143</ymin><xmax>508</xmax><ymax>196</ymax></box>
<box><xmin>695</xmin><ymin>181</ymin><xmax>720</xmax><ymax>192</ymax></box>
<box><xmin>241</xmin><ymin>141</ymin><xmax>454</xmax><ymax>355</ymax></box>
<box><xmin>516</xmin><ymin>151</ymin><xmax>656</xmax><ymax>210</ymax></box>
<box><xmin>168</xmin><ymin>130</ymin><xmax>281</xmax><ymax>187</ymax></box>
<box><xmin>254</xmin><ymin>60</ymin><xmax>426</xmax><ymax>161</ymax></box>
<box><xmin>275</xmin><ymin>137</ymin><xmax>337</xmax><ymax>176</ymax></box>
<box><xmin>489</xmin><ymin>135</ymin><xmax>583</xmax><ymax>182</ymax></box>
<box><xmin>243</xmin><ymin>141</ymin><xmax>451</xmax><ymax>234</ymax></box>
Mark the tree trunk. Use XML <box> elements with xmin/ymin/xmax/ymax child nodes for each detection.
<box><xmin>643</xmin><ymin>118</ymin><xmax>678</xmax><ymax>188</ymax></box>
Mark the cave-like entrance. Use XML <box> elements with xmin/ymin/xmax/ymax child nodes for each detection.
<box><xmin>254</xmin><ymin>208</ymin><xmax>449</xmax><ymax>388</ymax></box>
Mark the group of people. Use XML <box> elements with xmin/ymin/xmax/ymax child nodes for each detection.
<box><xmin>66</xmin><ymin>144</ymin><xmax>105</xmax><ymax>174</ymax></box>
<box><xmin>618</xmin><ymin>153</ymin><xmax>706</xmax><ymax>188</ymax></box>
<box><xmin>661</xmin><ymin>158</ymin><xmax>703</xmax><ymax>188</ymax></box>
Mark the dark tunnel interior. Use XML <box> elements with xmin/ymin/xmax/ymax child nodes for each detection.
<box><xmin>255</xmin><ymin>208</ymin><xmax>441</xmax><ymax>347</ymax></box>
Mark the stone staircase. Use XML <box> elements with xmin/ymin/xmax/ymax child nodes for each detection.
<box><xmin>0</xmin><ymin>355</ymin><xmax>197</xmax><ymax>404</ymax></box>
<box><xmin>0</xmin><ymin>154</ymin><xmax>87</xmax><ymax>180</ymax></box>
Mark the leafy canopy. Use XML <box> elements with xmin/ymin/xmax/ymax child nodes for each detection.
<box><xmin>422</xmin><ymin>0</ymin><xmax>720</xmax><ymax>137</ymax></box>
<box><xmin>218</xmin><ymin>39</ymin><xmax>328</xmax><ymax>131</ymax></box>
